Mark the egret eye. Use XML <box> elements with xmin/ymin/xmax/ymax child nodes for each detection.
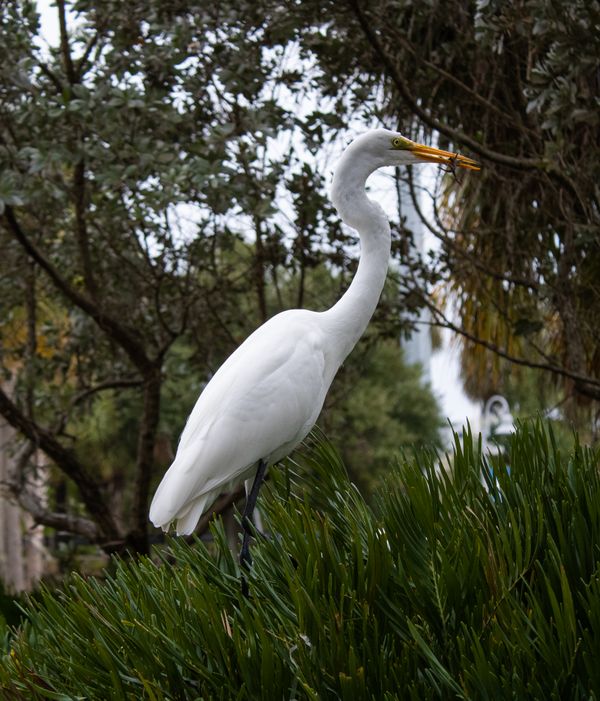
<box><xmin>392</xmin><ymin>137</ymin><xmax>408</xmax><ymax>149</ymax></box>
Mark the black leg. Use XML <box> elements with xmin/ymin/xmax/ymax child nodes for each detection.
<box><xmin>240</xmin><ymin>458</ymin><xmax>267</xmax><ymax>597</ymax></box>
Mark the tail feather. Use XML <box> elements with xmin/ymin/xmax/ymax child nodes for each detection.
<box><xmin>174</xmin><ymin>488</ymin><xmax>220</xmax><ymax>535</ymax></box>
<box><xmin>149</xmin><ymin>445</ymin><xmax>258</xmax><ymax>534</ymax></box>
<box><xmin>149</xmin><ymin>452</ymin><xmax>200</xmax><ymax>530</ymax></box>
<box><xmin>149</xmin><ymin>472</ymin><xmax>223</xmax><ymax>535</ymax></box>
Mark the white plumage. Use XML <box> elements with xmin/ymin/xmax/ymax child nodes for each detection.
<box><xmin>150</xmin><ymin>311</ymin><xmax>330</xmax><ymax>533</ymax></box>
<box><xmin>149</xmin><ymin>129</ymin><xmax>478</xmax><ymax>535</ymax></box>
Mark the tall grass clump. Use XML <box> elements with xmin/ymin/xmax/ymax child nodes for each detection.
<box><xmin>1</xmin><ymin>421</ymin><xmax>600</xmax><ymax>699</ymax></box>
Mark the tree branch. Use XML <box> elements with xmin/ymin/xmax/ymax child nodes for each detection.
<box><xmin>419</xmin><ymin>297</ymin><xmax>600</xmax><ymax>399</ymax></box>
<box><xmin>392</xmin><ymin>32</ymin><xmax>534</xmax><ymax>136</ymax></box>
<box><xmin>404</xmin><ymin>170</ymin><xmax>539</xmax><ymax>291</ymax></box>
<box><xmin>348</xmin><ymin>0</ymin><xmax>540</xmax><ymax>168</ymax></box>
<box><xmin>194</xmin><ymin>486</ymin><xmax>246</xmax><ymax>537</ymax></box>
<box><xmin>37</xmin><ymin>62</ymin><xmax>64</xmax><ymax>93</ymax></box>
<box><xmin>131</xmin><ymin>368</ymin><xmax>162</xmax><ymax>552</ymax></box>
<box><xmin>1</xmin><ymin>478</ymin><xmax>100</xmax><ymax>541</ymax></box>
<box><xmin>347</xmin><ymin>0</ymin><xmax>543</xmax><ymax>170</ymax></box>
<box><xmin>348</xmin><ymin>0</ymin><xmax>591</xmax><ymax>216</ymax></box>
<box><xmin>3</xmin><ymin>206</ymin><xmax>155</xmax><ymax>373</ymax></box>
<box><xmin>52</xmin><ymin>378</ymin><xmax>144</xmax><ymax>436</ymax></box>
<box><xmin>75</xmin><ymin>31</ymin><xmax>99</xmax><ymax>80</ymax></box>
<box><xmin>57</xmin><ymin>0</ymin><xmax>76</xmax><ymax>85</ymax></box>
<box><xmin>0</xmin><ymin>385</ymin><xmax>121</xmax><ymax>540</ymax></box>
<box><xmin>70</xmin><ymin>378</ymin><xmax>144</xmax><ymax>408</ymax></box>
<box><xmin>73</xmin><ymin>160</ymin><xmax>98</xmax><ymax>299</ymax></box>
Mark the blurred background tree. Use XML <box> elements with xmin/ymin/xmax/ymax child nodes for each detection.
<box><xmin>0</xmin><ymin>0</ymin><xmax>441</xmax><ymax>567</ymax></box>
<box><xmin>1</xmin><ymin>0</ymin><xmax>598</xmax><ymax>578</ymax></box>
<box><xmin>273</xmin><ymin>0</ymin><xmax>600</xmax><ymax>425</ymax></box>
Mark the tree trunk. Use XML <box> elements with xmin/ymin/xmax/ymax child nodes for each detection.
<box><xmin>0</xmin><ymin>416</ymin><xmax>47</xmax><ymax>592</ymax></box>
<box><xmin>130</xmin><ymin>366</ymin><xmax>163</xmax><ymax>554</ymax></box>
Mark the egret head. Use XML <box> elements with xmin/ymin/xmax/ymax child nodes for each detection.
<box><xmin>348</xmin><ymin>128</ymin><xmax>480</xmax><ymax>172</ymax></box>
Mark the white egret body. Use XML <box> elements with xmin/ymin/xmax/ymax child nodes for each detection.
<box><xmin>149</xmin><ymin>129</ymin><xmax>478</xmax><ymax>535</ymax></box>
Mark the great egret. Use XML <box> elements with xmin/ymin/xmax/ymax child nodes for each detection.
<box><xmin>149</xmin><ymin>129</ymin><xmax>478</xmax><ymax>562</ymax></box>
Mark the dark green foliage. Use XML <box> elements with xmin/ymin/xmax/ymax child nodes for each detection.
<box><xmin>2</xmin><ymin>422</ymin><xmax>600</xmax><ymax>699</ymax></box>
<box><xmin>322</xmin><ymin>339</ymin><xmax>443</xmax><ymax>493</ymax></box>
<box><xmin>0</xmin><ymin>583</ymin><xmax>25</xmax><ymax>632</ymax></box>
<box><xmin>278</xmin><ymin>0</ymin><xmax>600</xmax><ymax>407</ymax></box>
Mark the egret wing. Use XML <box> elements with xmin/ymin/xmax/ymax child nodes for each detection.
<box><xmin>149</xmin><ymin>311</ymin><xmax>327</xmax><ymax>531</ymax></box>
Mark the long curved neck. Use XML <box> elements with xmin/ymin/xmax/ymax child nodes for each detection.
<box><xmin>323</xmin><ymin>149</ymin><xmax>391</xmax><ymax>365</ymax></box>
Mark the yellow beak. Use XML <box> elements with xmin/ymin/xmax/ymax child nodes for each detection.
<box><xmin>407</xmin><ymin>141</ymin><xmax>480</xmax><ymax>171</ymax></box>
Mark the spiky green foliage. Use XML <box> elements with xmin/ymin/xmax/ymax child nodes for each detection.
<box><xmin>1</xmin><ymin>422</ymin><xmax>600</xmax><ymax>699</ymax></box>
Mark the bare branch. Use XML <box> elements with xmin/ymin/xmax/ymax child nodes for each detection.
<box><xmin>3</xmin><ymin>206</ymin><xmax>155</xmax><ymax>373</ymax></box>
<box><xmin>73</xmin><ymin>160</ymin><xmax>98</xmax><ymax>300</ymax></box>
<box><xmin>1</xmin><ymin>479</ymin><xmax>100</xmax><ymax>541</ymax></box>
<box><xmin>419</xmin><ymin>297</ymin><xmax>600</xmax><ymax>398</ymax></box>
<box><xmin>75</xmin><ymin>31</ymin><xmax>99</xmax><ymax>80</ymax></box>
<box><xmin>0</xmin><ymin>385</ymin><xmax>121</xmax><ymax>539</ymax></box>
<box><xmin>70</xmin><ymin>378</ymin><xmax>144</xmax><ymax>409</ymax></box>
<box><xmin>154</xmin><ymin>274</ymin><xmax>179</xmax><ymax>343</ymax></box>
<box><xmin>37</xmin><ymin>62</ymin><xmax>64</xmax><ymax>93</ymax></box>
<box><xmin>194</xmin><ymin>486</ymin><xmax>245</xmax><ymax>537</ymax></box>
<box><xmin>52</xmin><ymin>377</ymin><xmax>144</xmax><ymax>435</ymax></box>
<box><xmin>57</xmin><ymin>0</ymin><xmax>76</xmax><ymax>85</ymax></box>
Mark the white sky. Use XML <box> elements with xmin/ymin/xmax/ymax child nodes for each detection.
<box><xmin>35</xmin><ymin>0</ymin><xmax>481</xmax><ymax>437</ymax></box>
<box><xmin>35</xmin><ymin>0</ymin><xmax>60</xmax><ymax>50</ymax></box>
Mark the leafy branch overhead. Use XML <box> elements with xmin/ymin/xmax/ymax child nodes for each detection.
<box><xmin>269</xmin><ymin>0</ymin><xmax>599</xmax><ymax>405</ymax></box>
